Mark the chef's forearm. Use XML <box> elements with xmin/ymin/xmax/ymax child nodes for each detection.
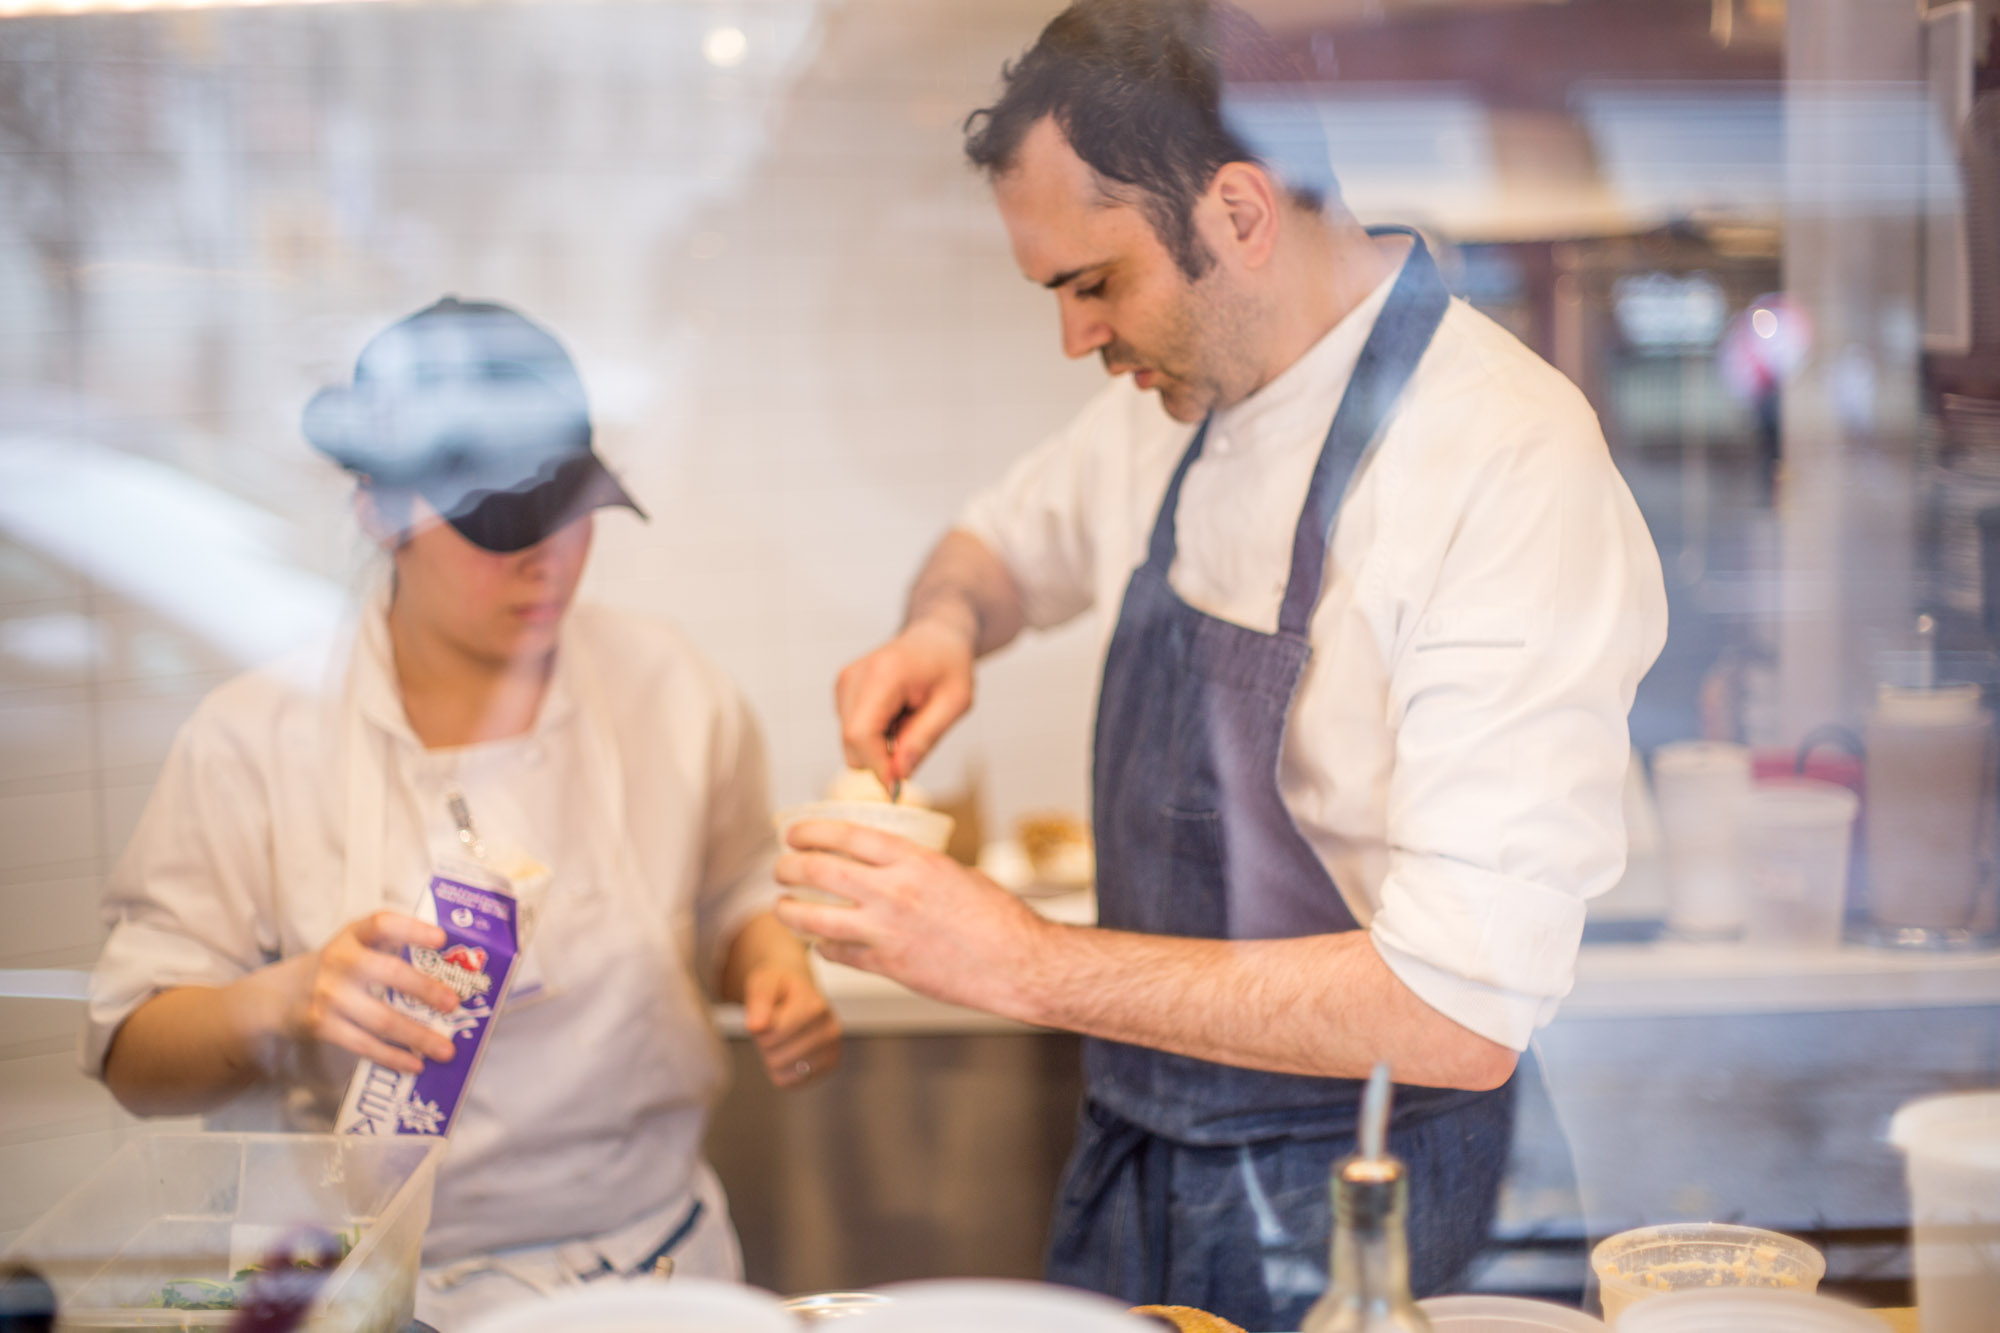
<box><xmin>904</xmin><ymin>529</ymin><xmax>1026</xmax><ymax>659</ymax></box>
<box><xmin>101</xmin><ymin>967</ymin><xmax>295</xmax><ymax>1116</ymax></box>
<box><xmin>1008</xmin><ymin>923</ymin><xmax>1518</xmax><ymax>1091</ymax></box>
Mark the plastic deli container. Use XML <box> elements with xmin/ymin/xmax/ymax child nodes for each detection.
<box><xmin>1612</xmin><ymin>1287</ymin><xmax>1887</xmax><ymax>1332</ymax></box>
<box><xmin>3</xmin><ymin>1132</ymin><xmax>442</xmax><ymax>1332</ymax></box>
<box><xmin>1889</xmin><ymin>1091</ymin><xmax>2000</xmax><ymax>1333</ymax></box>
<box><xmin>1740</xmin><ymin>781</ymin><xmax>1858</xmax><ymax>948</ymax></box>
<box><xmin>461</xmin><ymin>1278</ymin><xmax>798</xmax><ymax>1333</ymax></box>
<box><xmin>1651</xmin><ymin>741</ymin><xmax>1753</xmax><ymax>939</ymax></box>
<box><xmin>1419</xmin><ymin>1294</ymin><xmax>1606</xmax><ymax>1330</ymax></box>
<box><xmin>1590</xmin><ymin>1223</ymin><xmax>1824</xmax><ymax>1323</ymax></box>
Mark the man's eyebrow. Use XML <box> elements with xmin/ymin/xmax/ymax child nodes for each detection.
<box><xmin>1042</xmin><ymin>261</ymin><xmax>1110</xmax><ymax>291</ymax></box>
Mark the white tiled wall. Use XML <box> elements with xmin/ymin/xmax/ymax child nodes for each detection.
<box><xmin>0</xmin><ymin>0</ymin><xmax>1103</xmax><ymax>1231</ymax></box>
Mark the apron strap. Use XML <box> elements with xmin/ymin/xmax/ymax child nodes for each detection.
<box><xmin>1048</xmin><ymin>1102</ymin><xmax>1174</xmax><ymax>1306</ymax></box>
<box><xmin>1142</xmin><ymin>417</ymin><xmax>1214</xmax><ymax>573</ymax></box>
<box><xmin>1277</xmin><ymin>228</ymin><xmax>1450</xmax><ymax>637</ymax></box>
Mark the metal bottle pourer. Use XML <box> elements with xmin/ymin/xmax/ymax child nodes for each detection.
<box><xmin>1302</xmin><ymin>1063</ymin><xmax>1433</xmax><ymax>1332</ymax></box>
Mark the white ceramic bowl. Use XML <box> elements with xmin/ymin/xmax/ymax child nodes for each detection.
<box><xmin>1612</xmin><ymin>1287</ymin><xmax>1889</xmax><ymax>1332</ymax></box>
<box><xmin>838</xmin><ymin>1279</ymin><xmax>1154</xmax><ymax>1332</ymax></box>
<box><xmin>1420</xmin><ymin>1293</ymin><xmax>1606</xmax><ymax>1331</ymax></box>
<box><xmin>775</xmin><ymin>801</ymin><xmax>956</xmax><ymax>854</ymax></box>
<box><xmin>460</xmin><ymin>1278</ymin><xmax>796</xmax><ymax>1333</ymax></box>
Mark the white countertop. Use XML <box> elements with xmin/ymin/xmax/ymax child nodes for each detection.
<box><xmin>715</xmin><ymin>885</ymin><xmax>2000</xmax><ymax>1038</ymax></box>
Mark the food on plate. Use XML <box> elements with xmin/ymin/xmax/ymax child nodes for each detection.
<box><xmin>1017</xmin><ymin>810</ymin><xmax>1094</xmax><ymax>887</ymax></box>
<box><xmin>1131</xmin><ymin>1305</ymin><xmax>1248</xmax><ymax>1333</ymax></box>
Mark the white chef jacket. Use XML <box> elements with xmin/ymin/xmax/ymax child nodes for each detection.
<box><xmin>960</xmin><ymin>260</ymin><xmax>1669</xmax><ymax>1051</ymax></box>
<box><xmin>84</xmin><ymin>592</ymin><xmax>781</xmax><ymax>1263</ymax></box>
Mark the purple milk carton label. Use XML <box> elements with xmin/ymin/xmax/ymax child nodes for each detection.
<box><xmin>336</xmin><ymin>876</ymin><xmax>519</xmax><ymax>1137</ymax></box>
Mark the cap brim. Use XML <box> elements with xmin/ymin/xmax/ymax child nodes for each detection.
<box><xmin>434</xmin><ymin>453</ymin><xmax>646</xmax><ymax>554</ymax></box>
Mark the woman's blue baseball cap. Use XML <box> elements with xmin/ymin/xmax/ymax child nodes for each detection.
<box><xmin>303</xmin><ymin>297</ymin><xmax>645</xmax><ymax>552</ymax></box>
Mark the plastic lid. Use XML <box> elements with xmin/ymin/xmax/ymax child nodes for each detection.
<box><xmin>1614</xmin><ymin>1288</ymin><xmax>1887</xmax><ymax>1333</ymax></box>
<box><xmin>1889</xmin><ymin>1090</ymin><xmax>2000</xmax><ymax>1169</ymax></box>
<box><xmin>1653</xmin><ymin>741</ymin><xmax>1752</xmax><ymax>776</ymax></box>
<box><xmin>1419</xmin><ymin>1294</ymin><xmax>1605</xmax><ymax>1331</ymax></box>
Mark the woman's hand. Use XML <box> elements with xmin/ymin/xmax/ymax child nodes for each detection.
<box><xmin>103</xmin><ymin>910</ymin><xmax>464</xmax><ymax>1117</ymax></box>
<box><xmin>721</xmin><ymin>912</ymin><xmax>842</xmax><ymax>1089</ymax></box>
<box><xmin>272</xmin><ymin>911</ymin><xmax>462</xmax><ymax>1073</ymax></box>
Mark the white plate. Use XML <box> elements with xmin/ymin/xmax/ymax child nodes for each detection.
<box><xmin>461</xmin><ymin>1278</ymin><xmax>795</xmax><ymax>1333</ymax></box>
<box><xmin>979</xmin><ymin>837</ymin><xmax>1093</xmax><ymax>898</ymax></box>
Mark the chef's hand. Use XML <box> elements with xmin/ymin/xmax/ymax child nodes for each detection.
<box><xmin>774</xmin><ymin>821</ymin><xmax>1049</xmax><ymax>1017</ymax></box>
<box><xmin>835</xmin><ymin>617</ymin><xmax>975</xmax><ymax>791</ymax></box>
<box><xmin>722</xmin><ymin>912</ymin><xmax>842</xmax><ymax>1088</ymax></box>
<box><xmin>271</xmin><ymin>912</ymin><xmax>460</xmax><ymax>1075</ymax></box>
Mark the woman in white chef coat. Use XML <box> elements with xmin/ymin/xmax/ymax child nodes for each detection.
<box><xmin>83</xmin><ymin>297</ymin><xmax>839</xmax><ymax>1328</ymax></box>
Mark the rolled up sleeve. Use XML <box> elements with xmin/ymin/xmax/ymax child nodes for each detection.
<box><xmin>1368</xmin><ymin>411</ymin><xmax>1667</xmax><ymax>1051</ymax></box>
<box><xmin>85</xmin><ymin>708</ymin><xmax>276</xmax><ymax>1076</ymax></box>
<box><xmin>957</xmin><ymin>397</ymin><xmax>1108</xmax><ymax>632</ymax></box>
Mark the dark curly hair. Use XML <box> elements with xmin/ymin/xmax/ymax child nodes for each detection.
<box><xmin>964</xmin><ymin>0</ymin><xmax>1316</xmax><ymax>280</ymax></box>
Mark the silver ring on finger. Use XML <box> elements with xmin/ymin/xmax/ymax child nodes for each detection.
<box><xmin>794</xmin><ymin>1059</ymin><xmax>811</xmax><ymax>1078</ymax></box>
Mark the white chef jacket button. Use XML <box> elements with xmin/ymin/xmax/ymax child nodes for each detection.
<box><xmin>1211</xmin><ymin>434</ymin><xmax>1232</xmax><ymax>455</ymax></box>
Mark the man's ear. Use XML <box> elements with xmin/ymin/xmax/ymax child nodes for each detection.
<box><xmin>1207</xmin><ymin>160</ymin><xmax>1282</xmax><ymax>270</ymax></box>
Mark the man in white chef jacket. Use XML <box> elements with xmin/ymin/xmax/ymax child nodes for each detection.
<box><xmin>775</xmin><ymin>2</ymin><xmax>1668</xmax><ymax>1328</ymax></box>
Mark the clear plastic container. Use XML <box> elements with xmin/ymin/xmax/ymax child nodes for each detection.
<box><xmin>1419</xmin><ymin>1293</ymin><xmax>1606</xmax><ymax>1330</ymax></box>
<box><xmin>1652</xmin><ymin>742</ymin><xmax>1753</xmax><ymax>939</ymax></box>
<box><xmin>3</xmin><ymin>1132</ymin><xmax>443</xmax><ymax>1333</ymax></box>
<box><xmin>1590</xmin><ymin>1223</ymin><xmax>1824</xmax><ymax>1323</ymax></box>
<box><xmin>1740</xmin><ymin>780</ymin><xmax>1858</xmax><ymax>948</ymax></box>
<box><xmin>1889</xmin><ymin>1091</ymin><xmax>2000</xmax><ymax>1333</ymax></box>
<box><xmin>1612</xmin><ymin>1287</ymin><xmax>1887</xmax><ymax>1332</ymax></box>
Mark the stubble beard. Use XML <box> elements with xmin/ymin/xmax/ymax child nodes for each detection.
<box><xmin>1111</xmin><ymin>267</ymin><xmax>1256</xmax><ymax>423</ymax></box>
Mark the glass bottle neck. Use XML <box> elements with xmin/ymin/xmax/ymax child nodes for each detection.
<box><xmin>1329</xmin><ymin>1178</ymin><xmax>1414</xmax><ymax>1304</ymax></box>
<box><xmin>1305</xmin><ymin>1158</ymin><xmax>1430</xmax><ymax>1332</ymax></box>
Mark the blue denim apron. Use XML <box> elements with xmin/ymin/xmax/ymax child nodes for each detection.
<box><xmin>1046</xmin><ymin>232</ymin><xmax>1516</xmax><ymax>1331</ymax></box>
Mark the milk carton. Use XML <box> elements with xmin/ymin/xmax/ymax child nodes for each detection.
<box><xmin>336</xmin><ymin>875</ymin><xmax>519</xmax><ymax>1137</ymax></box>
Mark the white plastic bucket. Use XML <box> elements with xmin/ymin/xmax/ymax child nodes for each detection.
<box><xmin>1740</xmin><ymin>780</ymin><xmax>1858</xmax><ymax>948</ymax></box>
<box><xmin>1613</xmin><ymin>1287</ymin><xmax>1888</xmax><ymax>1332</ymax></box>
<box><xmin>1652</xmin><ymin>742</ymin><xmax>1752</xmax><ymax>939</ymax></box>
<box><xmin>1420</xmin><ymin>1293</ymin><xmax>1606</xmax><ymax>1330</ymax></box>
<box><xmin>1889</xmin><ymin>1090</ymin><xmax>2000</xmax><ymax>1333</ymax></box>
